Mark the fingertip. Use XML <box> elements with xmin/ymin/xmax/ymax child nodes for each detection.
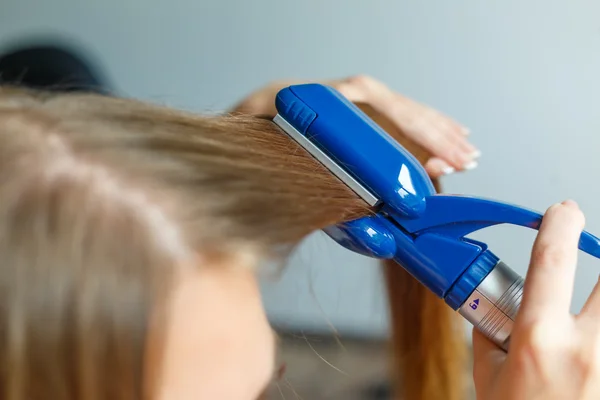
<box><xmin>442</xmin><ymin>166</ymin><xmax>456</xmax><ymax>175</ymax></box>
<box><xmin>462</xmin><ymin>160</ymin><xmax>479</xmax><ymax>171</ymax></box>
<box><xmin>471</xmin><ymin>149</ymin><xmax>482</xmax><ymax>159</ymax></box>
<box><xmin>545</xmin><ymin>200</ymin><xmax>585</xmax><ymax>227</ymax></box>
<box><xmin>563</xmin><ymin>200</ymin><xmax>585</xmax><ymax>226</ymax></box>
<box><xmin>449</xmin><ymin>149</ymin><xmax>480</xmax><ymax>171</ymax></box>
<box><xmin>425</xmin><ymin>158</ymin><xmax>455</xmax><ymax>177</ymax></box>
<box><xmin>561</xmin><ymin>199</ymin><xmax>579</xmax><ymax>209</ymax></box>
<box><xmin>547</xmin><ymin>199</ymin><xmax>579</xmax><ymax>211</ymax></box>
<box><xmin>455</xmin><ymin>137</ymin><xmax>480</xmax><ymax>160</ymax></box>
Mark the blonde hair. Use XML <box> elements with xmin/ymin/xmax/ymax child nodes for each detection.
<box><xmin>0</xmin><ymin>86</ymin><xmax>466</xmax><ymax>399</ymax></box>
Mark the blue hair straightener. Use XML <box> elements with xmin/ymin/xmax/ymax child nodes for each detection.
<box><xmin>272</xmin><ymin>83</ymin><xmax>600</xmax><ymax>351</ymax></box>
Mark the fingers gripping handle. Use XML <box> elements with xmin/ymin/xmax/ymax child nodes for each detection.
<box><xmin>459</xmin><ymin>261</ymin><xmax>524</xmax><ymax>351</ymax></box>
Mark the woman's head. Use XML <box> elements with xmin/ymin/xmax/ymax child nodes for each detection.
<box><xmin>0</xmin><ymin>87</ymin><xmax>467</xmax><ymax>400</ymax></box>
<box><xmin>0</xmin><ymin>87</ymin><xmax>372</xmax><ymax>399</ymax></box>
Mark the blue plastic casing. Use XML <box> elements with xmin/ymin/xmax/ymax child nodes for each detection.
<box><xmin>274</xmin><ymin>84</ymin><xmax>600</xmax><ymax>309</ymax></box>
<box><xmin>275</xmin><ymin>84</ymin><xmax>435</xmax><ymax>218</ymax></box>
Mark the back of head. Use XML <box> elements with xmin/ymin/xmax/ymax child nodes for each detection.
<box><xmin>0</xmin><ymin>87</ymin><xmax>466</xmax><ymax>399</ymax></box>
<box><xmin>0</xmin><ymin>86</ymin><xmax>369</xmax><ymax>399</ymax></box>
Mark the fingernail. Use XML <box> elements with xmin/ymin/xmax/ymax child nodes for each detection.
<box><xmin>462</xmin><ymin>127</ymin><xmax>471</xmax><ymax>136</ymax></box>
<box><xmin>471</xmin><ymin>150</ymin><xmax>482</xmax><ymax>159</ymax></box>
<box><xmin>442</xmin><ymin>166</ymin><xmax>456</xmax><ymax>175</ymax></box>
<box><xmin>463</xmin><ymin>160</ymin><xmax>478</xmax><ymax>170</ymax></box>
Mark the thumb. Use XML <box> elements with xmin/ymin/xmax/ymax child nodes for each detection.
<box><xmin>472</xmin><ymin>328</ymin><xmax>506</xmax><ymax>389</ymax></box>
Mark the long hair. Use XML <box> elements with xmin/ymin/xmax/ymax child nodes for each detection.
<box><xmin>0</xmin><ymin>86</ymin><xmax>465</xmax><ymax>399</ymax></box>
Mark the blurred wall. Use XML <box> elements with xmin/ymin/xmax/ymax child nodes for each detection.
<box><xmin>1</xmin><ymin>0</ymin><xmax>599</xmax><ymax>338</ymax></box>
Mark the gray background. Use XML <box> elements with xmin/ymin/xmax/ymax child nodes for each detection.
<box><xmin>2</xmin><ymin>0</ymin><xmax>599</xmax><ymax>338</ymax></box>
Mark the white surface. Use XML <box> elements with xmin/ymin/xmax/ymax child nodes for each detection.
<box><xmin>1</xmin><ymin>0</ymin><xmax>599</xmax><ymax>338</ymax></box>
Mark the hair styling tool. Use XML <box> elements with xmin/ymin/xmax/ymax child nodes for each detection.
<box><xmin>272</xmin><ymin>83</ymin><xmax>600</xmax><ymax>351</ymax></box>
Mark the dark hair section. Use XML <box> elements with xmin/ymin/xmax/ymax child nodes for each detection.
<box><xmin>0</xmin><ymin>40</ymin><xmax>109</xmax><ymax>94</ymax></box>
